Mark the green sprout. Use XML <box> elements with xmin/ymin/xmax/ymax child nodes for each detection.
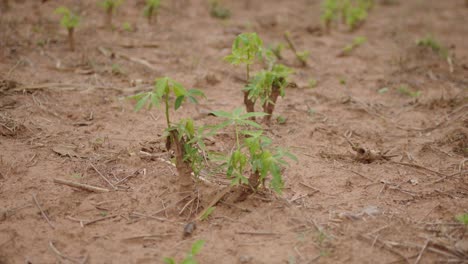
<box><xmin>144</xmin><ymin>0</ymin><xmax>161</xmax><ymax>24</ymax></box>
<box><xmin>308</xmin><ymin>78</ymin><xmax>318</xmax><ymax>88</ymax></box>
<box><xmin>269</xmin><ymin>43</ymin><xmax>285</xmax><ymax>60</ymax></box>
<box><xmin>397</xmin><ymin>85</ymin><xmax>421</xmax><ymax>98</ymax></box>
<box><xmin>341</xmin><ymin>36</ymin><xmax>366</xmax><ymax>56</ymax></box>
<box><xmin>55</xmin><ymin>7</ymin><xmax>80</xmax><ymax>51</ymax></box>
<box><xmin>276</xmin><ymin>115</ymin><xmax>287</xmax><ymax>124</ymax></box>
<box><xmin>284</xmin><ymin>31</ymin><xmax>309</xmax><ymax>67</ymax></box>
<box><xmin>416</xmin><ymin>35</ymin><xmax>449</xmax><ymax>59</ymax></box>
<box><xmin>130</xmin><ymin>77</ymin><xmax>205</xmax><ymax>189</ymax></box>
<box><xmin>209</xmin><ymin>0</ymin><xmax>231</xmax><ymax>19</ymax></box>
<box><xmin>164</xmin><ymin>240</ymin><xmax>205</xmax><ymax>264</ymax></box>
<box><xmin>225</xmin><ymin>33</ymin><xmax>264</xmax><ymax>113</ymax></box>
<box><xmin>122</xmin><ymin>21</ymin><xmax>133</xmax><ymax>32</ymax></box>
<box><xmin>321</xmin><ymin>0</ymin><xmax>339</xmax><ymax>32</ymax></box>
<box><xmin>200</xmin><ymin>206</ymin><xmax>215</xmax><ymax>221</ymax></box>
<box><xmin>345</xmin><ymin>5</ymin><xmax>368</xmax><ymax>31</ymax></box>
<box><xmin>99</xmin><ymin>0</ymin><xmax>123</xmax><ymax>28</ymax></box>
<box><xmin>455</xmin><ymin>213</ymin><xmax>468</xmax><ymax>226</ymax></box>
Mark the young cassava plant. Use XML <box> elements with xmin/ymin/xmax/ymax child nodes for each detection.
<box><xmin>208</xmin><ymin>0</ymin><xmax>231</xmax><ymax>19</ymax></box>
<box><xmin>212</xmin><ymin>108</ymin><xmax>296</xmax><ymax>201</ymax></box>
<box><xmin>321</xmin><ymin>0</ymin><xmax>339</xmax><ymax>32</ymax></box>
<box><xmin>100</xmin><ymin>0</ymin><xmax>123</xmax><ymax>28</ymax></box>
<box><xmin>55</xmin><ymin>7</ymin><xmax>80</xmax><ymax>51</ymax></box>
<box><xmin>339</xmin><ymin>36</ymin><xmax>366</xmax><ymax>56</ymax></box>
<box><xmin>245</xmin><ymin>64</ymin><xmax>293</xmax><ymax>124</ymax></box>
<box><xmin>144</xmin><ymin>0</ymin><xmax>161</xmax><ymax>24</ymax></box>
<box><xmin>163</xmin><ymin>240</ymin><xmax>205</xmax><ymax>264</ymax></box>
<box><xmin>225</xmin><ymin>33</ymin><xmax>263</xmax><ymax>114</ymax></box>
<box><xmin>284</xmin><ymin>31</ymin><xmax>309</xmax><ymax>66</ymax></box>
<box><xmin>130</xmin><ymin>77</ymin><xmax>205</xmax><ymax>190</ymax></box>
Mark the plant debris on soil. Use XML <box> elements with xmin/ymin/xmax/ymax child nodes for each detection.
<box><xmin>1</xmin><ymin>0</ymin><xmax>467</xmax><ymax>263</ymax></box>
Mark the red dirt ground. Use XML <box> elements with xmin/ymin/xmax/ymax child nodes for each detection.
<box><xmin>1</xmin><ymin>0</ymin><xmax>467</xmax><ymax>263</ymax></box>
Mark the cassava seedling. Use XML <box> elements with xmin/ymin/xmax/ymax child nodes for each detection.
<box><xmin>208</xmin><ymin>0</ymin><xmax>231</xmax><ymax>19</ymax></box>
<box><xmin>456</xmin><ymin>213</ymin><xmax>468</xmax><ymax>226</ymax></box>
<box><xmin>144</xmin><ymin>0</ymin><xmax>161</xmax><ymax>24</ymax></box>
<box><xmin>340</xmin><ymin>36</ymin><xmax>366</xmax><ymax>56</ymax></box>
<box><xmin>245</xmin><ymin>64</ymin><xmax>293</xmax><ymax>125</ymax></box>
<box><xmin>55</xmin><ymin>7</ymin><xmax>80</xmax><ymax>52</ymax></box>
<box><xmin>284</xmin><ymin>31</ymin><xmax>309</xmax><ymax>67</ymax></box>
<box><xmin>416</xmin><ymin>35</ymin><xmax>449</xmax><ymax>59</ymax></box>
<box><xmin>130</xmin><ymin>77</ymin><xmax>205</xmax><ymax>190</ymax></box>
<box><xmin>345</xmin><ymin>5</ymin><xmax>367</xmax><ymax>31</ymax></box>
<box><xmin>164</xmin><ymin>240</ymin><xmax>205</xmax><ymax>264</ymax></box>
<box><xmin>397</xmin><ymin>85</ymin><xmax>421</xmax><ymax>98</ymax></box>
<box><xmin>100</xmin><ymin>0</ymin><xmax>123</xmax><ymax>29</ymax></box>
<box><xmin>212</xmin><ymin>108</ymin><xmax>296</xmax><ymax>200</ymax></box>
<box><xmin>321</xmin><ymin>0</ymin><xmax>339</xmax><ymax>32</ymax></box>
<box><xmin>269</xmin><ymin>43</ymin><xmax>285</xmax><ymax>60</ymax></box>
<box><xmin>225</xmin><ymin>33</ymin><xmax>264</xmax><ymax>114</ymax></box>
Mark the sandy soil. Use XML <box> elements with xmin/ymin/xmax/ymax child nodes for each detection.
<box><xmin>1</xmin><ymin>0</ymin><xmax>467</xmax><ymax>263</ymax></box>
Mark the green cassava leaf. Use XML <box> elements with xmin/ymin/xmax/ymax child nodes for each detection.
<box><xmin>134</xmin><ymin>93</ymin><xmax>151</xmax><ymax>111</ymax></box>
<box><xmin>175</xmin><ymin>96</ymin><xmax>185</xmax><ymax>110</ymax></box>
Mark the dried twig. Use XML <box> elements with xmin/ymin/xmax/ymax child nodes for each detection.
<box><xmin>121</xmin><ymin>233</ymin><xmax>173</xmax><ymax>241</ymax></box>
<box><xmin>53</xmin><ymin>178</ymin><xmax>110</xmax><ymax>193</ymax></box>
<box><xmin>236</xmin><ymin>231</ymin><xmax>282</xmax><ymax>236</ymax></box>
<box><xmin>391</xmin><ymin>161</ymin><xmax>447</xmax><ymax>177</ymax></box>
<box><xmin>359</xmin><ymin>235</ymin><xmax>410</xmax><ymax>263</ymax></box>
<box><xmin>194</xmin><ymin>186</ymin><xmax>232</xmax><ymax>221</ymax></box>
<box><xmin>414</xmin><ymin>240</ymin><xmax>429</xmax><ymax>264</ymax></box>
<box><xmin>130</xmin><ymin>212</ymin><xmax>169</xmax><ymax>222</ymax></box>
<box><xmin>98</xmin><ymin>47</ymin><xmax>158</xmax><ymax>71</ymax></box>
<box><xmin>49</xmin><ymin>241</ymin><xmax>87</xmax><ymax>264</ymax></box>
<box><xmin>119</xmin><ymin>42</ymin><xmax>159</xmax><ymax>49</ymax></box>
<box><xmin>32</xmin><ymin>194</ymin><xmax>55</xmax><ymax>229</ymax></box>
<box><xmin>83</xmin><ymin>215</ymin><xmax>118</xmax><ymax>226</ymax></box>
<box><xmin>89</xmin><ymin>163</ymin><xmax>117</xmax><ymax>190</ymax></box>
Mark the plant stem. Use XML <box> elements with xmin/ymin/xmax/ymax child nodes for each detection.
<box><xmin>246</xmin><ymin>64</ymin><xmax>250</xmax><ymax>83</ymax></box>
<box><xmin>67</xmin><ymin>28</ymin><xmax>75</xmax><ymax>52</ymax></box>
<box><xmin>105</xmin><ymin>7</ymin><xmax>113</xmax><ymax>28</ymax></box>
<box><xmin>234</xmin><ymin>123</ymin><xmax>240</xmax><ymax>149</ymax></box>
<box><xmin>164</xmin><ymin>92</ymin><xmax>171</xmax><ymax>129</ymax></box>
